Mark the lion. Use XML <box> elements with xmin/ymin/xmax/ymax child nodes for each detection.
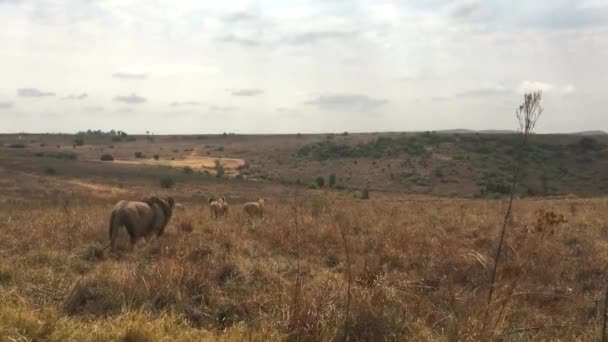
<box><xmin>107</xmin><ymin>194</ymin><xmax>175</xmax><ymax>253</ymax></box>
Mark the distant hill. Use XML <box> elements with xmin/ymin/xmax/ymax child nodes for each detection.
<box><xmin>571</xmin><ymin>131</ymin><xmax>608</xmax><ymax>136</ymax></box>
<box><xmin>2</xmin><ymin>131</ymin><xmax>608</xmax><ymax>197</ymax></box>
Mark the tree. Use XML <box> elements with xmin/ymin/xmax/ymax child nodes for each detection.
<box><xmin>160</xmin><ymin>176</ymin><xmax>175</xmax><ymax>188</ymax></box>
<box><xmin>315</xmin><ymin>176</ymin><xmax>325</xmax><ymax>188</ymax></box>
<box><xmin>215</xmin><ymin>159</ymin><xmax>225</xmax><ymax>178</ymax></box>
<box><xmin>329</xmin><ymin>173</ymin><xmax>336</xmax><ymax>187</ymax></box>
<box><xmin>486</xmin><ymin>90</ymin><xmax>543</xmax><ymax>330</ymax></box>
<box><xmin>100</xmin><ymin>154</ymin><xmax>114</xmax><ymax>161</ymax></box>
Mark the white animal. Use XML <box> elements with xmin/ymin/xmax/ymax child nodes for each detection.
<box><xmin>243</xmin><ymin>198</ymin><xmax>265</xmax><ymax>218</ymax></box>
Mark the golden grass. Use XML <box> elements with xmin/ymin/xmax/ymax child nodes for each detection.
<box><xmin>0</xmin><ymin>195</ymin><xmax>607</xmax><ymax>340</ymax></box>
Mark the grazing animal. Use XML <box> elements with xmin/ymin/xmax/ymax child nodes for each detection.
<box><xmin>209</xmin><ymin>197</ymin><xmax>228</xmax><ymax>218</ymax></box>
<box><xmin>243</xmin><ymin>198</ymin><xmax>265</xmax><ymax>218</ymax></box>
<box><xmin>108</xmin><ymin>194</ymin><xmax>175</xmax><ymax>253</ymax></box>
<box><xmin>218</xmin><ymin>197</ymin><xmax>229</xmax><ymax>217</ymax></box>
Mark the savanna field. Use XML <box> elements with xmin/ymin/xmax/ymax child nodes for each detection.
<box><xmin>1</xmin><ymin>133</ymin><xmax>607</xmax><ymax>341</ymax></box>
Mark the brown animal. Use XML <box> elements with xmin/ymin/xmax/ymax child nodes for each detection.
<box><xmin>108</xmin><ymin>194</ymin><xmax>175</xmax><ymax>252</ymax></box>
<box><xmin>243</xmin><ymin>198</ymin><xmax>265</xmax><ymax>218</ymax></box>
<box><xmin>209</xmin><ymin>197</ymin><xmax>228</xmax><ymax>218</ymax></box>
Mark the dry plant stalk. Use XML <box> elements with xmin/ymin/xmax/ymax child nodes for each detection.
<box><xmin>603</xmin><ymin>282</ymin><xmax>608</xmax><ymax>342</ymax></box>
<box><xmin>337</xmin><ymin>214</ymin><xmax>352</xmax><ymax>342</ymax></box>
<box><xmin>485</xmin><ymin>91</ymin><xmax>543</xmax><ymax>329</ymax></box>
<box><xmin>292</xmin><ymin>186</ymin><xmax>302</xmax><ymax>332</ymax></box>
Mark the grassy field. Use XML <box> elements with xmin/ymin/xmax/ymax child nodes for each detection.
<box><xmin>0</xmin><ymin>132</ymin><xmax>607</xmax><ymax>341</ymax></box>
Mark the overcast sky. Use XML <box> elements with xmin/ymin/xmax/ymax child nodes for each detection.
<box><xmin>0</xmin><ymin>0</ymin><xmax>607</xmax><ymax>134</ymax></box>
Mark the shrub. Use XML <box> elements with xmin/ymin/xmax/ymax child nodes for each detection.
<box><xmin>111</xmin><ymin>136</ymin><xmax>122</xmax><ymax>142</ymax></box>
<box><xmin>41</xmin><ymin>152</ymin><xmax>77</xmax><ymax>160</ymax></box>
<box><xmin>8</xmin><ymin>143</ymin><xmax>26</xmax><ymax>148</ymax></box>
<box><xmin>160</xmin><ymin>176</ymin><xmax>175</xmax><ymax>188</ymax></box>
<box><xmin>575</xmin><ymin>137</ymin><xmax>604</xmax><ymax>152</ymax></box>
<box><xmin>215</xmin><ymin>160</ymin><xmax>225</xmax><ymax>178</ymax></box>
<box><xmin>315</xmin><ymin>176</ymin><xmax>325</xmax><ymax>188</ymax></box>
<box><xmin>134</xmin><ymin>152</ymin><xmax>145</xmax><ymax>159</ymax></box>
<box><xmin>153</xmin><ymin>154</ymin><xmax>160</xmax><ymax>160</ymax></box>
<box><xmin>100</xmin><ymin>154</ymin><xmax>114</xmax><ymax>161</ymax></box>
<box><xmin>73</xmin><ymin>137</ymin><xmax>84</xmax><ymax>146</ymax></box>
<box><xmin>484</xmin><ymin>181</ymin><xmax>510</xmax><ymax>195</ymax></box>
<box><xmin>361</xmin><ymin>188</ymin><xmax>370</xmax><ymax>200</ymax></box>
<box><xmin>433</xmin><ymin>167</ymin><xmax>444</xmax><ymax>178</ymax></box>
<box><xmin>45</xmin><ymin>167</ymin><xmax>57</xmax><ymax>175</ymax></box>
<box><xmin>183</xmin><ymin>166</ymin><xmax>194</xmax><ymax>174</ymax></box>
<box><xmin>329</xmin><ymin>173</ymin><xmax>336</xmax><ymax>187</ymax></box>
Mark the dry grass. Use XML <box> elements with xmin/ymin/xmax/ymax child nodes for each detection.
<box><xmin>0</xmin><ymin>194</ymin><xmax>607</xmax><ymax>340</ymax></box>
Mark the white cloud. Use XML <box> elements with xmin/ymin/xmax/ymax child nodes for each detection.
<box><xmin>114</xmin><ymin>64</ymin><xmax>219</xmax><ymax>78</ymax></box>
<box><xmin>518</xmin><ymin>81</ymin><xmax>556</xmax><ymax>93</ymax></box>
<box><xmin>0</xmin><ymin>0</ymin><xmax>606</xmax><ymax>133</ymax></box>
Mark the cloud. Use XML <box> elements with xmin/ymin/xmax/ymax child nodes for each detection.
<box><xmin>580</xmin><ymin>0</ymin><xmax>608</xmax><ymax>9</ymax></box>
<box><xmin>457</xmin><ymin>85</ymin><xmax>513</xmax><ymax>97</ymax></box>
<box><xmin>84</xmin><ymin>106</ymin><xmax>104</xmax><ymax>112</ymax></box>
<box><xmin>17</xmin><ymin>88</ymin><xmax>55</xmax><ymax>97</ymax></box>
<box><xmin>431</xmin><ymin>96</ymin><xmax>451</xmax><ymax>102</ymax></box>
<box><xmin>222</xmin><ymin>11</ymin><xmax>260</xmax><ymax>23</ymax></box>
<box><xmin>217</xmin><ymin>34</ymin><xmax>264</xmax><ymax>47</ymax></box>
<box><xmin>305</xmin><ymin>93</ymin><xmax>388</xmax><ymax>112</ymax></box>
<box><xmin>114</xmin><ymin>64</ymin><xmax>218</xmax><ymax>78</ymax></box>
<box><xmin>562</xmin><ymin>84</ymin><xmax>576</xmax><ymax>94</ymax></box>
<box><xmin>230</xmin><ymin>89</ymin><xmax>264</xmax><ymax>97</ymax></box>
<box><xmin>113</xmin><ymin>93</ymin><xmax>147</xmax><ymax>104</ymax></box>
<box><xmin>209</xmin><ymin>105</ymin><xmax>237</xmax><ymax>112</ymax></box>
<box><xmin>63</xmin><ymin>93</ymin><xmax>88</xmax><ymax>100</ymax></box>
<box><xmin>282</xmin><ymin>30</ymin><xmax>359</xmax><ymax>45</ymax></box>
<box><xmin>518</xmin><ymin>81</ymin><xmax>555</xmax><ymax>93</ymax></box>
<box><xmin>170</xmin><ymin>101</ymin><xmax>200</xmax><ymax>107</ymax></box>
<box><xmin>447</xmin><ymin>0</ymin><xmax>482</xmax><ymax>18</ymax></box>
<box><xmin>115</xmin><ymin>107</ymin><xmax>134</xmax><ymax>114</ymax></box>
<box><xmin>276</xmin><ymin>107</ymin><xmax>301</xmax><ymax>115</ymax></box>
<box><xmin>112</xmin><ymin>72</ymin><xmax>148</xmax><ymax>80</ymax></box>
<box><xmin>0</xmin><ymin>101</ymin><xmax>13</xmax><ymax>109</ymax></box>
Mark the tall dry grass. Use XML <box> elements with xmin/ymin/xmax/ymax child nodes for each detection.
<box><xmin>0</xmin><ymin>195</ymin><xmax>607</xmax><ymax>341</ymax></box>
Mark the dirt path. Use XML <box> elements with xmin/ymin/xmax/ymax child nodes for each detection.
<box><xmin>101</xmin><ymin>156</ymin><xmax>246</xmax><ymax>174</ymax></box>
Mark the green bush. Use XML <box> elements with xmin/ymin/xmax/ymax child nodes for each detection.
<box><xmin>134</xmin><ymin>152</ymin><xmax>145</xmax><ymax>159</ymax></box>
<box><xmin>153</xmin><ymin>154</ymin><xmax>160</xmax><ymax>160</ymax></box>
<box><xmin>73</xmin><ymin>137</ymin><xmax>84</xmax><ymax>146</ymax></box>
<box><xmin>433</xmin><ymin>167</ymin><xmax>444</xmax><ymax>178</ymax></box>
<box><xmin>183</xmin><ymin>166</ymin><xmax>194</xmax><ymax>174</ymax></box>
<box><xmin>45</xmin><ymin>167</ymin><xmax>57</xmax><ymax>175</ymax></box>
<box><xmin>329</xmin><ymin>173</ymin><xmax>336</xmax><ymax>187</ymax></box>
<box><xmin>160</xmin><ymin>176</ymin><xmax>175</xmax><ymax>188</ymax></box>
<box><xmin>361</xmin><ymin>188</ymin><xmax>370</xmax><ymax>200</ymax></box>
<box><xmin>484</xmin><ymin>181</ymin><xmax>510</xmax><ymax>195</ymax></box>
<box><xmin>8</xmin><ymin>143</ymin><xmax>26</xmax><ymax>148</ymax></box>
<box><xmin>315</xmin><ymin>176</ymin><xmax>325</xmax><ymax>188</ymax></box>
<box><xmin>100</xmin><ymin>154</ymin><xmax>114</xmax><ymax>161</ymax></box>
<box><xmin>45</xmin><ymin>152</ymin><xmax>77</xmax><ymax>160</ymax></box>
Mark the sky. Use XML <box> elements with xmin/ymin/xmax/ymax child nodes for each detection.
<box><xmin>0</xmin><ymin>0</ymin><xmax>607</xmax><ymax>134</ymax></box>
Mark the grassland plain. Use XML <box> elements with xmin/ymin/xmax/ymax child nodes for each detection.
<box><xmin>0</xmin><ymin>133</ymin><xmax>607</xmax><ymax>341</ymax></box>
